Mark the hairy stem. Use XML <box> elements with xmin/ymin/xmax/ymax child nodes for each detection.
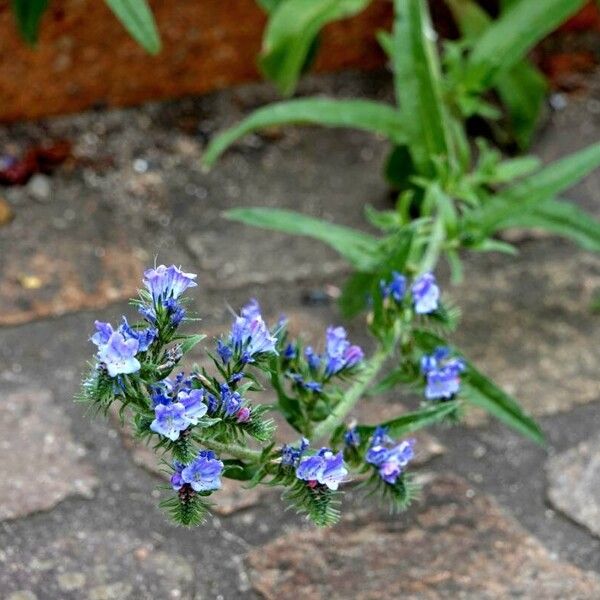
<box><xmin>198</xmin><ymin>437</ymin><xmax>262</xmax><ymax>462</ymax></box>
<box><xmin>312</xmin><ymin>345</ymin><xmax>391</xmax><ymax>441</ymax></box>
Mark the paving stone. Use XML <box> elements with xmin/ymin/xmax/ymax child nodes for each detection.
<box><xmin>0</xmin><ymin>389</ymin><xmax>97</xmax><ymax>521</ymax></box>
<box><xmin>547</xmin><ymin>434</ymin><xmax>600</xmax><ymax>537</ymax></box>
<box><xmin>247</xmin><ymin>475</ymin><xmax>600</xmax><ymax>599</ymax></box>
<box><xmin>453</xmin><ymin>243</ymin><xmax>600</xmax><ymax>423</ymax></box>
<box><xmin>1</xmin><ymin>529</ymin><xmax>194</xmax><ymax>599</ymax></box>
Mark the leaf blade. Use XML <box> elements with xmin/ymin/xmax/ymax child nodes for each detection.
<box><xmin>104</xmin><ymin>0</ymin><xmax>162</xmax><ymax>54</ymax></box>
<box><xmin>202</xmin><ymin>98</ymin><xmax>405</xmax><ymax>166</ymax></box>
<box><xmin>11</xmin><ymin>0</ymin><xmax>49</xmax><ymax>45</ymax></box>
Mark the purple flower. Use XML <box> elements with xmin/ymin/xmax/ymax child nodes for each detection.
<box><xmin>378</xmin><ymin>440</ymin><xmax>415</xmax><ymax>484</ymax></box>
<box><xmin>344</xmin><ymin>427</ymin><xmax>361</xmax><ymax>448</ymax></box>
<box><xmin>90</xmin><ymin>321</ymin><xmax>114</xmax><ymax>347</ymax></box>
<box><xmin>296</xmin><ymin>449</ymin><xmax>348</xmax><ymax>490</ymax></box>
<box><xmin>164</xmin><ymin>298</ymin><xmax>186</xmax><ymax>326</ymax></box>
<box><xmin>181</xmin><ymin>451</ymin><xmax>223</xmax><ymax>492</ymax></box>
<box><xmin>217</xmin><ymin>339</ymin><xmax>233</xmax><ymax>364</ymax></box>
<box><xmin>283</xmin><ymin>343</ymin><xmax>296</xmax><ymax>360</ymax></box>
<box><xmin>225</xmin><ymin>300</ymin><xmax>278</xmax><ymax>361</ymax></box>
<box><xmin>365</xmin><ymin>444</ymin><xmax>389</xmax><ymax>466</ymax></box>
<box><xmin>236</xmin><ymin>406</ymin><xmax>251</xmax><ymax>423</ymax></box>
<box><xmin>97</xmin><ymin>332</ymin><xmax>141</xmax><ymax>377</ymax></box>
<box><xmin>240</xmin><ymin>298</ymin><xmax>261</xmax><ymax>320</ymax></box>
<box><xmin>177</xmin><ymin>389</ymin><xmax>208</xmax><ymax>425</ymax></box>
<box><xmin>380</xmin><ymin>271</ymin><xmax>407</xmax><ymax>303</ymax></box>
<box><xmin>281</xmin><ymin>438</ymin><xmax>309</xmax><ymax>467</ymax></box>
<box><xmin>206</xmin><ymin>393</ymin><xmax>218</xmax><ymax>414</ymax></box>
<box><xmin>220</xmin><ymin>384</ymin><xmax>243</xmax><ymax>417</ymax></box>
<box><xmin>119</xmin><ymin>317</ymin><xmax>157</xmax><ymax>352</ymax></box>
<box><xmin>325</xmin><ymin>326</ymin><xmax>349</xmax><ymax>359</ymax></box>
<box><xmin>150</xmin><ymin>402</ymin><xmax>187</xmax><ymax>441</ymax></box>
<box><xmin>170</xmin><ymin>461</ymin><xmax>185</xmax><ymax>491</ymax></box>
<box><xmin>304</xmin><ymin>347</ymin><xmax>321</xmax><ymax>370</ymax></box>
<box><xmin>343</xmin><ymin>345</ymin><xmax>364</xmax><ymax>369</ymax></box>
<box><xmin>421</xmin><ymin>347</ymin><xmax>465</xmax><ymax>400</ymax></box>
<box><xmin>411</xmin><ymin>273</ymin><xmax>440</xmax><ymax>314</ymax></box>
<box><xmin>143</xmin><ymin>265</ymin><xmax>197</xmax><ymax>303</ymax></box>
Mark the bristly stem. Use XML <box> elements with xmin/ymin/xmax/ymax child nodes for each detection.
<box><xmin>198</xmin><ymin>437</ymin><xmax>262</xmax><ymax>462</ymax></box>
<box><xmin>312</xmin><ymin>345</ymin><xmax>391</xmax><ymax>441</ymax></box>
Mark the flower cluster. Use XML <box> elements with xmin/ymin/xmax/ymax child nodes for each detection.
<box><xmin>206</xmin><ymin>383</ymin><xmax>251</xmax><ymax>423</ymax></box>
<box><xmin>421</xmin><ymin>346</ymin><xmax>466</xmax><ymax>400</ymax></box>
<box><xmin>150</xmin><ymin>375</ymin><xmax>208</xmax><ymax>441</ymax></box>
<box><xmin>170</xmin><ymin>450</ymin><xmax>223</xmax><ymax>492</ymax></box>
<box><xmin>91</xmin><ymin>318</ymin><xmax>157</xmax><ymax>377</ymax></box>
<box><xmin>218</xmin><ymin>299</ymin><xmax>278</xmax><ymax>364</ymax></box>
<box><xmin>380</xmin><ymin>271</ymin><xmax>440</xmax><ymax>314</ymax></box>
<box><xmin>284</xmin><ymin>326</ymin><xmax>364</xmax><ymax>392</ymax></box>
<box><xmin>365</xmin><ymin>427</ymin><xmax>415</xmax><ymax>485</ymax></box>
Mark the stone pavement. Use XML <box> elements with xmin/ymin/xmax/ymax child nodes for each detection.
<box><xmin>1</xmin><ymin>69</ymin><xmax>599</xmax><ymax>599</ymax></box>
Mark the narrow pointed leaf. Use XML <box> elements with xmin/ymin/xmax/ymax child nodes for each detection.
<box><xmin>466</xmin><ymin>0</ymin><xmax>587</xmax><ymax>88</ymax></box>
<box><xmin>260</xmin><ymin>0</ymin><xmax>370</xmax><ymax>95</ymax></box>
<box><xmin>105</xmin><ymin>0</ymin><xmax>161</xmax><ymax>54</ymax></box>
<box><xmin>393</xmin><ymin>0</ymin><xmax>453</xmax><ymax>175</ymax></box>
<box><xmin>225</xmin><ymin>207</ymin><xmax>379</xmax><ymax>269</ymax></box>
<box><xmin>202</xmin><ymin>98</ymin><xmax>405</xmax><ymax>165</ymax></box>
<box><xmin>11</xmin><ymin>0</ymin><xmax>49</xmax><ymax>45</ymax></box>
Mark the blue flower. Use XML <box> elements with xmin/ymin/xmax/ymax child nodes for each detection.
<box><xmin>150</xmin><ymin>402</ymin><xmax>187</xmax><ymax>441</ymax></box>
<box><xmin>323</xmin><ymin>326</ymin><xmax>364</xmax><ymax>376</ymax></box>
<box><xmin>421</xmin><ymin>347</ymin><xmax>465</xmax><ymax>400</ymax></box>
<box><xmin>119</xmin><ymin>317</ymin><xmax>157</xmax><ymax>352</ymax></box>
<box><xmin>226</xmin><ymin>300</ymin><xmax>278</xmax><ymax>361</ymax></box>
<box><xmin>170</xmin><ymin>461</ymin><xmax>185</xmax><ymax>491</ymax></box>
<box><xmin>296</xmin><ymin>449</ymin><xmax>348</xmax><ymax>490</ymax></box>
<box><xmin>97</xmin><ymin>332</ymin><xmax>141</xmax><ymax>377</ymax></box>
<box><xmin>177</xmin><ymin>389</ymin><xmax>208</xmax><ymax>425</ymax></box>
<box><xmin>344</xmin><ymin>427</ymin><xmax>361</xmax><ymax>448</ymax></box>
<box><xmin>90</xmin><ymin>321</ymin><xmax>114</xmax><ymax>347</ymax></box>
<box><xmin>366</xmin><ymin>432</ymin><xmax>415</xmax><ymax>485</ymax></box>
<box><xmin>380</xmin><ymin>271</ymin><xmax>407</xmax><ymax>303</ymax></box>
<box><xmin>343</xmin><ymin>345</ymin><xmax>364</xmax><ymax>369</ymax></box>
<box><xmin>217</xmin><ymin>339</ymin><xmax>233</xmax><ymax>364</ymax></box>
<box><xmin>220</xmin><ymin>384</ymin><xmax>243</xmax><ymax>417</ymax></box>
<box><xmin>411</xmin><ymin>273</ymin><xmax>440</xmax><ymax>314</ymax></box>
<box><xmin>143</xmin><ymin>265</ymin><xmax>197</xmax><ymax>303</ymax></box>
<box><xmin>281</xmin><ymin>438</ymin><xmax>309</xmax><ymax>467</ymax></box>
<box><xmin>206</xmin><ymin>393</ymin><xmax>218</xmax><ymax>414</ymax></box>
<box><xmin>304</xmin><ymin>346</ymin><xmax>321</xmax><ymax>370</ymax></box>
<box><xmin>181</xmin><ymin>451</ymin><xmax>223</xmax><ymax>492</ymax></box>
<box><xmin>164</xmin><ymin>298</ymin><xmax>186</xmax><ymax>326</ymax></box>
<box><xmin>283</xmin><ymin>343</ymin><xmax>296</xmax><ymax>360</ymax></box>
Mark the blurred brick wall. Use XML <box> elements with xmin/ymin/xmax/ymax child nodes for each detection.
<box><xmin>0</xmin><ymin>0</ymin><xmax>392</xmax><ymax>122</ymax></box>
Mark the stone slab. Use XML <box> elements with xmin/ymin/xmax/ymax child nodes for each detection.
<box><xmin>0</xmin><ymin>529</ymin><xmax>194</xmax><ymax>599</ymax></box>
<box><xmin>0</xmin><ymin>389</ymin><xmax>97</xmax><ymax>521</ymax></box>
<box><xmin>547</xmin><ymin>434</ymin><xmax>600</xmax><ymax>537</ymax></box>
<box><xmin>248</xmin><ymin>475</ymin><xmax>600</xmax><ymax>599</ymax></box>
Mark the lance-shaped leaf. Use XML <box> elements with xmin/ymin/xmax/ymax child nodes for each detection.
<box><xmin>11</xmin><ymin>0</ymin><xmax>49</xmax><ymax>45</ymax></box>
<box><xmin>495</xmin><ymin>198</ymin><xmax>600</xmax><ymax>253</ymax></box>
<box><xmin>413</xmin><ymin>329</ymin><xmax>544</xmax><ymax>445</ymax></box>
<box><xmin>260</xmin><ymin>0</ymin><xmax>370</xmax><ymax>95</ymax></box>
<box><xmin>356</xmin><ymin>401</ymin><xmax>460</xmax><ymax>439</ymax></box>
<box><xmin>393</xmin><ymin>0</ymin><xmax>453</xmax><ymax>176</ymax></box>
<box><xmin>474</xmin><ymin>141</ymin><xmax>600</xmax><ymax>235</ymax></box>
<box><xmin>446</xmin><ymin>0</ymin><xmax>547</xmax><ymax>149</ymax></box>
<box><xmin>105</xmin><ymin>0</ymin><xmax>161</xmax><ymax>55</ymax></box>
<box><xmin>466</xmin><ymin>0</ymin><xmax>587</xmax><ymax>88</ymax></box>
<box><xmin>226</xmin><ymin>207</ymin><xmax>379</xmax><ymax>270</ymax></box>
<box><xmin>202</xmin><ymin>98</ymin><xmax>406</xmax><ymax>165</ymax></box>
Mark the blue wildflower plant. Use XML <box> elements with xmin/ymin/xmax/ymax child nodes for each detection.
<box><xmin>79</xmin><ymin>263</ymin><xmax>542</xmax><ymax>528</ymax></box>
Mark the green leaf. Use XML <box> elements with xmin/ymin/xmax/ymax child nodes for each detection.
<box><xmin>488</xmin><ymin>156</ymin><xmax>541</xmax><ymax>184</ymax></box>
<box><xmin>11</xmin><ymin>0</ymin><xmax>49</xmax><ymax>45</ymax></box>
<box><xmin>475</xmin><ymin>141</ymin><xmax>600</xmax><ymax>235</ymax></box>
<box><xmin>462</xmin><ymin>371</ymin><xmax>544</xmax><ymax>446</ymax></box>
<box><xmin>225</xmin><ymin>207</ymin><xmax>379</xmax><ymax>269</ymax></box>
<box><xmin>179</xmin><ymin>334</ymin><xmax>206</xmax><ymax>355</ymax></box>
<box><xmin>356</xmin><ymin>401</ymin><xmax>460</xmax><ymax>439</ymax></box>
<box><xmin>202</xmin><ymin>98</ymin><xmax>405</xmax><ymax>166</ymax></box>
<box><xmin>384</xmin><ymin>145</ymin><xmax>416</xmax><ymax>191</ymax></box>
<box><xmin>105</xmin><ymin>0</ymin><xmax>162</xmax><ymax>55</ymax></box>
<box><xmin>260</xmin><ymin>0</ymin><xmax>370</xmax><ymax>95</ymax></box>
<box><xmin>256</xmin><ymin>0</ymin><xmax>282</xmax><ymax>12</ymax></box>
<box><xmin>393</xmin><ymin>0</ymin><xmax>453</xmax><ymax>176</ymax></box>
<box><xmin>446</xmin><ymin>0</ymin><xmax>547</xmax><ymax>150</ymax></box>
<box><xmin>496</xmin><ymin>198</ymin><xmax>600</xmax><ymax>252</ymax></box>
<box><xmin>466</xmin><ymin>0</ymin><xmax>587</xmax><ymax>88</ymax></box>
<box><xmin>413</xmin><ymin>329</ymin><xmax>544</xmax><ymax>445</ymax></box>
